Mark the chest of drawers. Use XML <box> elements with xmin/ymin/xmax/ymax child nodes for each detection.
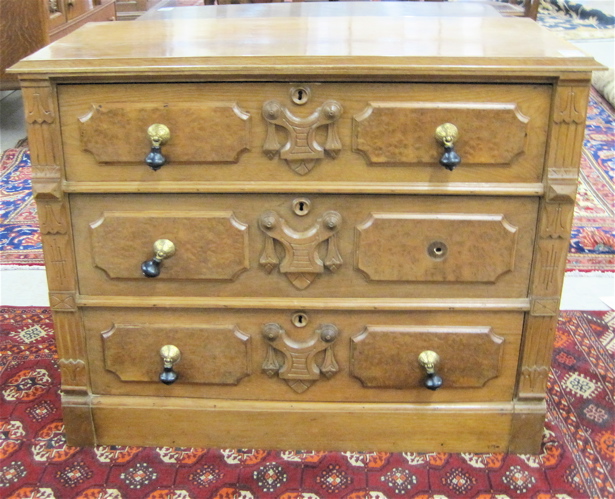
<box><xmin>12</xmin><ymin>8</ymin><xmax>602</xmax><ymax>453</ymax></box>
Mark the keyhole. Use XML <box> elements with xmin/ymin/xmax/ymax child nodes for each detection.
<box><xmin>292</xmin><ymin>197</ymin><xmax>311</xmax><ymax>216</ymax></box>
<box><xmin>292</xmin><ymin>312</ymin><xmax>309</xmax><ymax>328</ymax></box>
<box><xmin>290</xmin><ymin>86</ymin><xmax>311</xmax><ymax>105</ymax></box>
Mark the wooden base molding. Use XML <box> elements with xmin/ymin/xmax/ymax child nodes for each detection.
<box><xmin>89</xmin><ymin>396</ymin><xmax>545</xmax><ymax>454</ymax></box>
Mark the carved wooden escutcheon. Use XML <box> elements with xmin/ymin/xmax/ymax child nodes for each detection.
<box><xmin>259</xmin><ymin>210</ymin><xmax>343</xmax><ymax>289</ymax></box>
<box><xmin>262</xmin><ymin>323</ymin><xmax>339</xmax><ymax>393</ymax></box>
<box><xmin>262</xmin><ymin>100</ymin><xmax>343</xmax><ymax>175</ymax></box>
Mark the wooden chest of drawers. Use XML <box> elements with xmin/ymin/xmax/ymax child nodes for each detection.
<box><xmin>12</xmin><ymin>7</ymin><xmax>602</xmax><ymax>453</ymax></box>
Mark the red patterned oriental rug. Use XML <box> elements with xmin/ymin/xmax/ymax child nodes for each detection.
<box><xmin>1</xmin><ymin>307</ymin><xmax>614</xmax><ymax>498</ymax></box>
<box><xmin>1</xmin><ymin>89</ymin><xmax>613</xmax><ymax>272</ymax></box>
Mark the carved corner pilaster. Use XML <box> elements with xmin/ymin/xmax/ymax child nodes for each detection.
<box><xmin>21</xmin><ymin>80</ymin><xmax>63</xmax><ymax>171</ymax></box>
<box><xmin>38</xmin><ymin>199</ymin><xmax>69</xmax><ymax>234</ymax></box>
<box><xmin>517</xmin><ymin>315</ymin><xmax>558</xmax><ymax>400</ymax></box>
<box><xmin>49</xmin><ymin>291</ymin><xmax>77</xmax><ymax>312</ymax></box>
<box><xmin>530</xmin><ymin>237</ymin><xmax>568</xmax><ymax>298</ymax></box>
<box><xmin>52</xmin><ymin>311</ymin><xmax>89</xmax><ymax>391</ymax></box>
<box><xmin>546</xmin><ymin>84</ymin><xmax>590</xmax><ymax>173</ymax></box>
<box><xmin>546</xmin><ymin>168</ymin><xmax>578</xmax><ymax>204</ymax></box>
<box><xmin>540</xmin><ymin>200</ymin><xmax>575</xmax><ymax>240</ymax></box>
<box><xmin>59</xmin><ymin>358</ymin><xmax>87</xmax><ymax>390</ymax></box>
<box><xmin>530</xmin><ymin>297</ymin><xmax>560</xmax><ymax>317</ymax></box>
<box><xmin>520</xmin><ymin>366</ymin><xmax>550</xmax><ymax>395</ymax></box>
<box><xmin>32</xmin><ymin>165</ymin><xmax>63</xmax><ymax>201</ymax></box>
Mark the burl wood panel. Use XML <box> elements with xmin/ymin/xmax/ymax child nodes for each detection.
<box><xmin>102</xmin><ymin>323</ymin><xmax>251</xmax><ymax>385</ymax></box>
<box><xmin>353</xmin><ymin>103</ymin><xmax>529</xmax><ymax>166</ymax></box>
<box><xmin>72</xmin><ymin>194</ymin><xmax>537</xmax><ymax>299</ymax></box>
<box><xmin>351</xmin><ymin>326</ymin><xmax>504</xmax><ymax>389</ymax></box>
<box><xmin>356</xmin><ymin>213</ymin><xmax>518</xmax><ymax>283</ymax></box>
<box><xmin>58</xmin><ymin>83</ymin><xmax>550</xmax><ymax>185</ymax></box>
<box><xmin>84</xmin><ymin>308</ymin><xmax>523</xmax><ymax>403</ymax></box>
<box><xmin>79</xmin><ymin>102</ymin><xmax>250</xmax><ymax>164</ymax></box>
<box><xmin>89</xmin><ymin>211</ymin><xmax>249</xmax><ymax>280</ymax></box>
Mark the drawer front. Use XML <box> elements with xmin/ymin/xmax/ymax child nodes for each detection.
<box><xmin>85</xmin><ymin>308</ymin><xmax>523</xmax><ymax>403</ymax></box>
<box><xmin>59</xmin><ymin>83</ymin><xmax>550</xmax><ymax>184</ymax></box>
<box><xmin>72</xmin><ymin>193</ymin><xmax>538</xmax><ymax>299</ymax></box>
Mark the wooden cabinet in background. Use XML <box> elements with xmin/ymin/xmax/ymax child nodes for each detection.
<box><xmin>114</xmin><ymin>0</ymin><xmax>159</xmax><ymax>21</ymax></box>
<box><xmin>0</xmin><ymin>0</ymin><xmax>115</xmax><ymax>90</ymax></box>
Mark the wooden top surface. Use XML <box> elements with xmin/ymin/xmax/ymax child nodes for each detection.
<box><xmin>11</xmin><ymin>3</ymin><xmax>602</xmax><ymax>79</ymax></box>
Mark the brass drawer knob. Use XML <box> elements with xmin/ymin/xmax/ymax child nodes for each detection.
<box><xmin>159</xmin><ymin>345</ymin><xmax>181</xmax><ymax>385</ymax></box>
<box><xmin>435</xmin><ymin>123</ymin><xmax>461</xmax><ymax>171</ymax></box>
<box><xmin>141</xmin><ymin>239</ymin><xmax>176</xmax><ymax>278</ymax></box>
<box><xmin>418</xmin><ymin>350</ymin><xmax>443</xmax><ymax>391</ymax></box>
<box><xmin>145</xmin><ymin>124</ymin><xmax>171</xmax><ymax>171</ymax></box>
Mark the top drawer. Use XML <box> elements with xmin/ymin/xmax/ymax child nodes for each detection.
<box><xmin>58</xmin><ymin>82</ymin><xmax>550</xmax><ymax>186</ymax></box>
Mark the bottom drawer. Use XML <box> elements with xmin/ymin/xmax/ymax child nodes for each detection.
<box><xmin>84</xmin><ymin>308</ymin><xmax>523</xmax><ymax>403</ymax></box>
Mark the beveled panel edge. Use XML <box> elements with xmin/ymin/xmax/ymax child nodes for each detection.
<box><xmin>63</xmin><ymin>181</ymin><xmax>545</xmax><ymax>196</ymax></box>
<box><xmin>76</xmin><ymin>296</ymin><xmax>531</xmax><ymax>311</ymax></box>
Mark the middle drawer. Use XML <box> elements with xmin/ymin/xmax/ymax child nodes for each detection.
<box><xmin>72</xmin><ymin>193</ymin><xmax>537</xmax><ymax>299</ymax></box>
